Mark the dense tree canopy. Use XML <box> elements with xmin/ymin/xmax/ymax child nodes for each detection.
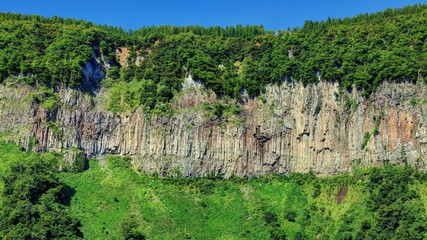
<box><xmin>1</xmin><ymin>4</ymin><xmax>427</xmax><ymax>111</ymax></box>
<box><xmin>0</xmin><ymin>142</ymin><xmax>82</xmax><ymax>239</ymax></box>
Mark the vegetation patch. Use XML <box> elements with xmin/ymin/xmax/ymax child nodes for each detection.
<box><xmin>361</xmin><ymin>115</ymin><xmax>381</xmax><ymax>149</ymax></box>
<box><xmin>1</xmin><ymin>5</ymin><xmax>427</xmax><ymax>113</ymax></box>
<box><xmin>1</xmin><ymin>142</ymin><xmax>427</xmax><ymax>239</ymax></box>
<box><xmin>201</xmin><ymin>102</ymin><xmax>243</xmax><ymax>118</ymax></box>
<box><xmin>28</xmin><ymin>91</ymin><xmax>59</xmax><ymax>110</ymax></box>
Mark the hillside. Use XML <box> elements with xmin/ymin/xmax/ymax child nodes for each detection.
<box><xmin>0</xmin><ymin>5</ymin><xmax>426</xmax><ymax>175</ymax></box>
<box><xmin>1</xmin><ymin>142</ymin><xmax>427</xmax><ymax>239</ymax></box>
<box><xmin>1</xmin><ymin>4</ymin><xmax>427</xmax><ymax>239</ymax></box>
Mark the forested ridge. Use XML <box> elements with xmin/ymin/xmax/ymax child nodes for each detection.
<box><xmin>1</xmin><ymin>4</ymin><xmax>427</xmax><ymax>113</ymax></box>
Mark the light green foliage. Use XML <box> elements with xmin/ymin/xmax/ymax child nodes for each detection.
<box><xmin>44</xmin><ymin>121</ymin><xmax>62</xmax><ymax>137</ymax></box>
<box><xmin>1</xmin><ymin>142</ymin><xmax>427</xmax><ymax>239</ymax></box>
<box><xmin>344</xmin><ymin>96</ymin><xmax>358</xmax><ymax>113</ymax></box>
<box><xmin>107</xmin><ymin>79</ymin><xmax>158</xmax><ymax>114</ymax></box>
<box><xmin>59</xmin><ymin>157</ymin><xmax>427</xmax><ymax>239</ymax></box>
<box><xmin>28</xmin><ymin>90</ymin><xmax>59</xmax><ymax>110</ymax></box>
<box><xmin>106</xmin><ymin>155</ymin><xmax>132</xmax><ymax>169</ymax></box>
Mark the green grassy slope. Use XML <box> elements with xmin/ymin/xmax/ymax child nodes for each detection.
<box><xmin>1</xmin><ymin>143</ymin><xmax>427</xmax><ymax>239</ymax></box>
<box><xmin>60</xmin><ymin>156</ymin><xmax>427</xmax><ymax>239</ymax></box>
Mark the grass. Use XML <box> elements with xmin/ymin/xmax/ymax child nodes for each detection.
<box><xmin>1</xmin><ymin>142</ymin><xmax>426</xmax><ymax>239</ymax></box>
<box><xmin>59</xmin><ymin>159</ymin><xmax>369</xmax><ymax>239</ymax></box>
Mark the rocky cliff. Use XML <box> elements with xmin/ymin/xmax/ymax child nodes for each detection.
<box><xmin>0</xmin><ymin>77</ymin><xmax>426</xmax><ymax>177</ymax></box>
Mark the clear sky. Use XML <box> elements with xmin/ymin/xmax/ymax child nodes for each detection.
<box><xmin>1</xmin><ymin>0</ymin><xmax>426</xmax><ymax>30</ymax></box>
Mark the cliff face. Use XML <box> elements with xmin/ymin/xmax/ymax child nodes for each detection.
<box><xmin>1</xmin><ymin>78</ymin><xmax>426</xmax><ymax>177</ymax></box>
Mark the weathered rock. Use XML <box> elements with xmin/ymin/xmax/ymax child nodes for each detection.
<box><xmin>0</xmin><ymin>80</ymin><xmax>426</xmax><ymax>177</ymax></box>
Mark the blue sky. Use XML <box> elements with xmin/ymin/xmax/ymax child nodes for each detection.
<box><xmin>1</xmin><ymin>0</ymin><xmax>426</xmax><ymax>30</ymax></box>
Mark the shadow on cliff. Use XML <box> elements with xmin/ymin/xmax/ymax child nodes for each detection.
<box><xmin>80</xmin><ymin>55</ymin><xmax>104</xmax><ymax>96</ymax></box>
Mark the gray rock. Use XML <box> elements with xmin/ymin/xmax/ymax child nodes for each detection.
<box><xmin>0</xmin><ymin>80</ymin><xmax>426</xmax><ymax>178</ymax></box>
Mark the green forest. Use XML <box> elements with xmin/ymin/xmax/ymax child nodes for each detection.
<box><xmin>1</xmin><ymin>142</ymin><xmax>427</xmax><ymax>239</ymax></box>
<box><xmin>1</xmin><ymin>4</ymin><xmax>427</xmax><ymax>113</ymax></box>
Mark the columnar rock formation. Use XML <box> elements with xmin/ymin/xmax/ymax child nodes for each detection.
<box><xmin>0</xmin><ymin>79</ymin><xmax>426</xmax><ymax>177</ymax></box>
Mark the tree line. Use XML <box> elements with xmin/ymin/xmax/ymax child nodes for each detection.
<box><xmin>1</xmin><ymin>4</ymin><xmax>427</xmax><ymax>112</ymax></box>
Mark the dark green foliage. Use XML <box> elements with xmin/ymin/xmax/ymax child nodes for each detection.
<box><xmin>119</xmin><ymin>216</ymin><xmax>146</xmax><ymax>240</ymax></box>
<box><xmin>372</xmin><ymin>115</ymin><xmax>381</xmax><ymax>136</ymax></box>
<box><xmin>361</xmin><ymin>132</ymin><xmax>372</xmax><ymax>149</ymax></box>
<box><xmin>361</xmin><ymin>116</ymin><xmax>382</xmax><ymax>149</ymax></box>
<box><xmin>60</xmin><ymin>148</ymin><xmax>87</xmax><ymax>173</ymax></box>
<box><xmin>0</xmin><ymin>142</ymin><xmax>82</xmax><ymax>239</ymax></box>
<box><xmin>364</xmin><ymin>167</ymin><xmax>426</xmax><ymax>239</ymax></box>
<box><xmin>201</xmin><ymin>102</ymin><xmax>243</xmax><ymax>118</ymax></box>
<box><xmin>284</xmin><ymin>209</ymin><xmax>297</xmax><ymax>222</ymax></box>
<box><xmin>104</xmin><ymin>3</ymin><xmax>427</xmax><ymax>111</ymax></box>
<box><xmin>107</xmin><ymin>65</ymin><xmax>120</xmax><ymax>80</ymax></box>
<box><xmin>0</xmin><ymin>18</ymin><xmax>107</xmax><ymax>88</ymax></box>
<box><xmin>43</xmin><ymin>26</ymin><xmax>102</xmax><ymax>87</ymax></box>
<box><xmin>71</xmin><ymin>155</ymin><xmax>87</xmax><ymax>173</ymax></box>
<box><xmin>2</xmin><ymin>4</ymin><xmax>427</xmax><ymax>113</ymax></box>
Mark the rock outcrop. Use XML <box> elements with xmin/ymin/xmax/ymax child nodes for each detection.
<box><xmin>0</xmin><ymin>78</ymin><xmax>426</xmax><ymax>177</ymax></box>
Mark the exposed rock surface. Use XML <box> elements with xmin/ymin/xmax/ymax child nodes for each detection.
<box><xmin>0</xmin><ymin>79</ymin><xmax>426</xmax><ymax>177</ymax></box>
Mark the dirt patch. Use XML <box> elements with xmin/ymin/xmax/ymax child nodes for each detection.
<box><xmin>116</xmin><ymin>47</ymin><xmax>131</xmax><ymax>67</ymax></box>
<box><xmin>240</xmin><ymin>186</ymin><xmax>252</xmax><ymax>200</ymax></box>
<box><xmin>234</xmin><ymin>61</ymin><xmax>243</xmax><ymax>74</ymax></box>
<box><xmin>150</xmin><ymin>189</ymin><xmax>170</xmax><ymax>210</ymax></box>
<box><xmin>337</xmin><ymin>184</ymin><xmax>348</xmax><ymax>204</ymax></box>
<box><xmin>151</xmin><ymin>190</ymin><xmax>161</xmax><ymax>202</ymax></box>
